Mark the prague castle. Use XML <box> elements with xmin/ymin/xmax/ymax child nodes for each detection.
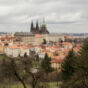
<box><xmin>14</xmin><ymin>20</ymin><xmax>65</xmax><ymax>44</ymax></box>
<box><xmin>30</xmin><ymin>20</ymin><xmax>49</xmax><ymax>34</ymax></box>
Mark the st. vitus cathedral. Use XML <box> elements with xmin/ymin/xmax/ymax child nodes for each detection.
<box><xmin>30</xmin><ymin>20</ymin><xmax>49</xmax><ymax>34</ymax></box>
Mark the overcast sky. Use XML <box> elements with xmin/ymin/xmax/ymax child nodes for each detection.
<box><xmin>0</xmin><ymin>0</ymin><xmax>88</xmax><ymax>33</ymax></box>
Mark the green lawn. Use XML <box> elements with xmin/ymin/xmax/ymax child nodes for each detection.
<box><xmin>0</xmin><ymin>82</ymin><xmax>62</xmax><ymax>88</ymax></box>
<box><xmin>49</xmin><ymin>82</ymin><xmax>62</xmax><ymax>88</ymax></box>
<box><xmin>0</xmin><ymin>83</ymin><xmax>31</xmax><ymax>88</ymax></box>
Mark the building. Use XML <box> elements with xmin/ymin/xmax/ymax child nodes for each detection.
<box><xmin>30</xmin><ymin>20</ymin><xmax>49</xmax><ymax>34</ymax></box>
<box><xmin>14</xmin><ymin>20</ymin><xmax>65</xmax><ymax>44</ymax></box>
<box><xmin>4</xmin><ymin>45</ymin><xmax>30</xmax><ymax>57</ymax></box>
<box><xmin>51</xmin><ymin>59</ymin><xmax>63</xmax><ymax>70</ymax></box>
<box><xmin>43</xmin><ymin>33</ymin><xmax>65</xmax><ymax>43</ymax></box>
<box><xmin>14</xmin><ymin>32</ymin><xmax>34</xmax><ymax>43</ymax></box>
<box><xmin>14</xmin><ymin>32</ymin><xmax>43</xmax><ymax>45</ymax></box>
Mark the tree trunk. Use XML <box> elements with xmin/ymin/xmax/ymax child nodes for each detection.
<box><xmin>18</xmin><ymin>78</ymin><xmax>26</xmax><ymax>88</ymax></box>
<box><xmin>31</xmin><ymin>78</ymin><xmax>36</xmax><ymax>88</ymax></box>
<box><xmin>32</xmin><ymin>83</ymin><xmax>36</xmax><ymax>88</ymax></box>
<box><xmin>14</xmin><ymin>71</ymin><xmax>27</xmax><ymax>88</ymax></box>
<box><xmin>21</xmin><ymin>80</ymin><xmax>26</xmax><ymax>88</ymax></box>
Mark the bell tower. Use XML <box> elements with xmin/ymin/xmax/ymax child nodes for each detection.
<box><xmin>40</xmin><ymin>19</ymin><xmax>49</xmax><ymax>34</ymax></box>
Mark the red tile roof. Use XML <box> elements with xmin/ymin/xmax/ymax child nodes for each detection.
<box><xmin>51</xmin><ymin>59</ymin><xmax>63</xmax><ymax>63</ymax></box>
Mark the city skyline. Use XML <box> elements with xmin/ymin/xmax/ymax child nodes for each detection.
<box><xmin>0</xmin><ymin>0</ymin><xmax>88</xmax><ymax>33</ymax></box>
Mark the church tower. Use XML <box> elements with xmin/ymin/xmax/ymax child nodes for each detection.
<box><xmin>36</xmin><ymin>21</ymin><xmax>40</xmax><ymax>34</ymax></box>
<box><xmin>30</xmin><ymin>21</ymin><xmax>34</xmax><ymax>33</ymax></box>
<box><xmin>40</xmin><ymin>19</ymin><xmax>49</xmax><ymax>34</ymax></box>
<box><xmin>30</xmin><ymin>19</ymin><xmax>49</xmax><ymax>34</ymax></box>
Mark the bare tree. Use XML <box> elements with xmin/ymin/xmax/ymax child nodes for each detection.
<box><xmin>1</xmin><ymin>58</ymin><xmax>27</xmax><ymax>88</ymax></box>
<box><xmin>22</xmin><ymin>57</ymin><xmax>44</xmax><ymax>88</ymax></box>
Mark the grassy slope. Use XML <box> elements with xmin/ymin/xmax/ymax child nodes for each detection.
<box><xmin>0</xmin><ymin>82</ymin><xmax>62</xmax><ymax>88</ymax></box>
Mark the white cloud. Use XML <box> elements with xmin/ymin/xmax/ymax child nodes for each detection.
<box><xmin>0</xmin><ymin>0</ymin><xmax>88</xmax><ymax>33</ymax></box>
<box><xmin>0</xmin><ymin>5</ymin><xmax>13</xmax><ymax>16</ymax></box>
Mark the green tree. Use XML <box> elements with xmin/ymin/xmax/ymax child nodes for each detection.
<box><xmin>42</xmin><ymin>39</ymin><xmax>47</xmax><ymax>44</ymax></box>
<box><xmin>61</xmin><ymin>39</ymin><xmax>88</xmax><ymax>88</ymax></box>
<box><xmin>24</xmin><ymin>52</ymin><xmax>28</xmax><ymax>58</ymax></box>
<box><xmin>35</xmin><ymin>54</ymin><xmax>39</xmax><ymax>62</ymax></box>
<box><xmin>61</xmin><ymin>49</ymin><xmax>76</xmax><ymax>80</ymax></box>
<box><xmin>59</xmin><ymin>38</ymin><xmax>63</xmax><ymax>43</ymax></box>
<box><xmin>41</xmin><ymin>53</ymin><xmax>53</xmax><ymax>74</ymax></box>
<box><xmin>70</xmin><ymin>39</ymin><xmax>88</xmax><ymax>88</ymax></box>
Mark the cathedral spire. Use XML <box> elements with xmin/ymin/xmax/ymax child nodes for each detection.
<box><xmin>30</xmin><ymin>19</ymin><xmax>49</xmax><ymax>34</ymax></box>
<box><xmin>36</xmin><ymin>20</ymin><xmax>39</xmax><ymax>31</ymax></box>
<box><xmin>30</xmin><ymin>21</ymin><xmax>34</xmax><ymax>32</ymax></box>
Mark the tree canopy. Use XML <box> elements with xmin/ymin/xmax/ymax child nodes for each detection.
<box><xmin>41</xmin><ymin>53</ymin><xmax>53</xmax><ymax>74</ymax></box>
<box><xmin>61</xmin><ymin>38</ymin><xmax>88</xmax><ymax>88</ymax></box>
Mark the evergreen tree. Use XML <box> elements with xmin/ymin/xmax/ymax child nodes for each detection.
<box><xmin>42</xmin><ymin>39</ymin><xmax>47</xmax><ymax>44</ymax></box>
<box><xmin>41</xmin><ymin>53</ymin><xmax>53</xmax><ymax>74</ymax></box>
<box><xmin>71</xmin><ymin>38</ymin><xmax>88</xmax><ymax>88</ymax></box>
<box><xmin>61</xmin><ymin>39</ymin><xmax>88</xmax><ymax>88</ymax></box>
<box><xmin>36</xmin><ymin>54</ymin><xmax>39</xmax><ymax>62</ymax></box>
<box><xmin>59</xmin><ymin>38</ymin><xmax>63</xmax><ymax>43</ymax></box>
<box><xmin>24</xmin><ymin>52</ymin><xmax>28</xmax><ymax>58</ymax></box>
<box><xmin>61</xmin><ymin>49</ymin><xmax>76</xmax><ymax>80</ymax></box>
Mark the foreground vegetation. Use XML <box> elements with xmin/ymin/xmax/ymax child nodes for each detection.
<box><xmin>61</xmin><ymin>38</ymin><xmax>88</xmax><ymax>88</ymax></box>
<box><xmin>0</xmin><ymin>53</ymin><xmax>61</xmax><ymax>88</ymax></box>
